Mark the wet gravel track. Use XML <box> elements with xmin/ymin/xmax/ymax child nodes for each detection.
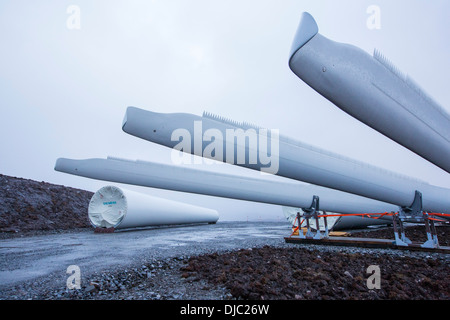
<box><xmin>0</xmin><ymin>222</ymin><xmax>448</xmax><ymax>300</ymax></box>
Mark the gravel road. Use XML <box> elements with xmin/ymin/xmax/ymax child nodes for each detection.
<box><xmin>0</xmin><ymin>221</ymin><xmax>292</xmax><ymax>299</ymax></box>
<box><xmin>1</xmin><ymin>221</ymin><xmax>448</xmax><ymax>300</ymax></box>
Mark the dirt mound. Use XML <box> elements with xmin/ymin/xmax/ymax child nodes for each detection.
<box><xmin>0</xmin><ymin>174</ymin><xmax>93</xmax><ymax>233</ymax></box>
<box><xmin>181</xmin><ymin>246</ymin><xmax>450</xmax><ymax>300</ymax></box>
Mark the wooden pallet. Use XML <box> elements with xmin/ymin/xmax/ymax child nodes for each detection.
<box><xmin>284</xmin><ymin>236</ymin><xmax>450</xmax><ymax>254</ymax></box>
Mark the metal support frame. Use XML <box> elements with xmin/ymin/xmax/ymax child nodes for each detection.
<box><xmin>290</xmin><ymin>191</ymin><xmax>441</xmax><ymax>250</ymax></box>
<box><xmin>392</xmin><ymin>214</ymin><xmax>410</xmax><ymax>246</ymax></box>
<box><xmin>297</xmin><ymin>195</ymin><xmax>328</xmax><ymax>240</ymax></box>
<box><xmin>394</xmin><ymin>190</ymin><xmax>440</xmax><ymax>248</ymax></box>
<box><xmin>422</xmin><ymin>213</ymin><xmax>440</xmax><ymax>248</ymax></box>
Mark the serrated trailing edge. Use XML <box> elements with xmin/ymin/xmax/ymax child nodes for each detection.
<box><xmin>202</xmin><ymin>111</ymin><xmax>427</xmax><ymax>184</ymax></box>
<box><xmin>373</xmin><ymin>49</ymin><xmax>450</xmax><ymax>127</ymax></box>
<box><xmin>202</xmin><ymin>111</ymin><xmax>262</xmax><ymax>131</ymax></box>
<box><xmin>373</xmin><ymin>49</ymin><xmax>407</xmax><ymax>81</ymax></box>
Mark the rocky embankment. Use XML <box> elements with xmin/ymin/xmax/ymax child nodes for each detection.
<box><xmin>181</xmin><ymin>245</ymin><xmax>449</xmax><ymax>300</ymax></box>
<box><xmin>0</xmin><ymin>174</ymin><xmax>93</xmax><ymax>233</ymax></box>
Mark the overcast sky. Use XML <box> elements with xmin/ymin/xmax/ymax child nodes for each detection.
<box><xmin>1</xmin><ymin>0</ymin><xmax>449</xmax><ymax>221</ymax></box>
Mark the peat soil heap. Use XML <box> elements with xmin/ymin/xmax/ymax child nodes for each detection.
<box><xmin>0</xmin><ymin>174</ymin><xmax>93</xmax><ymax>233</ymax></box>
<box><xmin>181</xmin><ymin>245</ymin><xmax>449</xmax><ymax>300</ymax></box>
